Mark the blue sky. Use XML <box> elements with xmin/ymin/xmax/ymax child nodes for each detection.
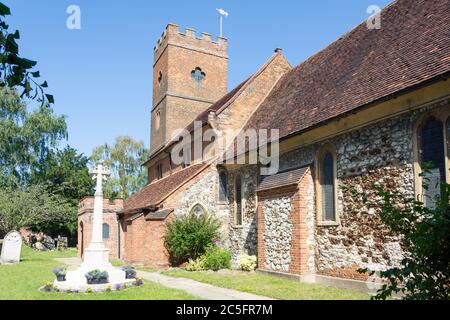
<box><xmin>4</xmin><ymin>0</ymin><xmax>391</xmax><ymax>156</ymax></box>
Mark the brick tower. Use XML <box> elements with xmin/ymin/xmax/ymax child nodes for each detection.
<box><xmin>150</xmin><ymin>23</ymin><xmax>228</xmax><ymax>154</ymax></box>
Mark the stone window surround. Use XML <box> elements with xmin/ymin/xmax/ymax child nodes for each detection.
<box><xmin>314</xmin><ymin>144</ymin><xmax>340</xmax><ymax>227</ymax></box>
<box><xmin>412</xmin><ymin>107</ymin><xmax>450</xmax><ymax>201</ymax></box>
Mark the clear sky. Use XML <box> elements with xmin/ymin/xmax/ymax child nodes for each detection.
<box><xmin>4</xmin><ymin>0</ymin><xmax>392</xmax><ymax>156</ymax></box>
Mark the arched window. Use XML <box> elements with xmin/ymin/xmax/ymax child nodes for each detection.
<box><xmin>235</xmin><ymin>175</ymin><xmax>243</xmax><ymax>225</ymax></box>
<box><xmin>417</xmin><ymin>117</ymin><xmax>446</xmax><ymax>208</ymax></box>
<box><xmin>190</xmin><ymin>204</ymin><xmax>206</xmax><ymax>216</ymax></box>
<box><xmin>316</xmin><ymin>146</ymin><xmax>337</xmax><ymax>224</ymax></box>
<box><xmin>219</xmin><ymin>171</ymin><xmax>228</xmax><ymax>202</ymax></box>
<box><xmin>102</xmin><ymin>223</ymin><xmax>110</xmax><ymax>240</ymax></box>
<box><xmin>191</xmin><ymin>67</ymin><xmax>205</xmax><ymax>82</ymax></box>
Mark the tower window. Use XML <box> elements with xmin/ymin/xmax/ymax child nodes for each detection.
<box><xmin>191</xmin><ymin>67</ymin><xmax>206</xmax><ymax>82</ymax></box>
<box><xmin>158</xmin><ymin>71</ymin><xmax>163</xmax><ymax>85</ymax></box>
<box><xmin>155</xmin><ymin>110</ymin><xmax>161</xmax><ymax>131</ymax></box>
<box><xmin>157</xmin><ymin>163</ymin><xmax>163</xmax><ymax>180</ymax></box>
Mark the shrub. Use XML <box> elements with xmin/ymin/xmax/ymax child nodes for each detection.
<box><xmin>357</xmin><ymin>166</ymin><xmax>450</xmax><ymax>300</ymax></box>
<box><xmin>237</xmin><ymin>254</ymin><xmax>257</xmax><ymax>272</ymax></box>
<box><xmin>185</xmin><ymin>257</ymin><xmax>206</xmax><ymax>271</ymax></box>
<box><xmin>202</xmin><ymin>246</ymin><xmax>232</xmax><ymax>271</ymax></box>
<box><xmin>164</xmin><ymin>213</ymin><xmax>221</xmax><ymax>264</ymax></box>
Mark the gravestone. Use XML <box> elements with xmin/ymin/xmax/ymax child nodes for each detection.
<box><xmin>57</xmin><ymin>236</ymin><xmax>68</xmax><ymax>251</ymax></box>
<box><xmin>0</xmin><ymin>231</ymin><xmax>22</xmax><ymax>264</ymax></box>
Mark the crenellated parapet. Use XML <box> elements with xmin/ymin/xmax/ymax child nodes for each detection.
<box><xmin>154</xmin><ymin>23</ymin><xmax>228</xmax><ymax>63</ymax></box>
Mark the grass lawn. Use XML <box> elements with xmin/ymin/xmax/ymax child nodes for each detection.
<box><xmin>160</xmin><ymin>269</ymin><xmax>370</xmax><ymax>300</ymax></box>
<box><xmin>0</xmin><ymin>246</ymin><xmax>200</xmax><ymax>300</ymax></box>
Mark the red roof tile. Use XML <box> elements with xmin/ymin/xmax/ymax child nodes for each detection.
<box><xmin>244</xmin><ymin>0</ymin><xmax>450</xmax><ymax>141</ymax></box>
<box><xmin>123</xmin><ymin>164</ymin><xmax>207</xmax><ymax>213</ymax></box>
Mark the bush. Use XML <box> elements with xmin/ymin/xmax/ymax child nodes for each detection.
<box><xmin>165</xmin><ymin>213</ymin><xmax>221</xmax><ymax>264</ymax></box>
<box><xmin>237</xmin><ymin>254</ymin><xmax>257</xmax><ymax>272</ymax></box>
<box><xmin>185</xmin><ymin>257</ymin><xmax>206</xmax><ymax>271</ymax></box>
<box><xmin>357</xmin><ymin>166</ymin><xmax>450</xmax><ymax>300</ymax></box>
<box><xmin>202</xmin><ymin>246</ymin><xmax>232</xmax><ymax>271</ymax></box>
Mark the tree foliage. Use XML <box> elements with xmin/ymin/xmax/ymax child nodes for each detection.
<box><xmin>91</xmin><ymin>136</ymin><xmax>148</xmax><ymax>199</ymax></box>
<box><xmin>0</xmin><ymin>87</ymin><xmax>66</xmax><ymax>186</ymax></box>
<box><xmin>0</xmin><ymin>184</ymin><xmax>76</xmax><ymax>235</ymax></box>
<box><xmin>358</xmin><ymin>168</ymin><xmax>450</xmax><ymax>300</ymax></box>
<box><xmin>165</xmin><ymin>213</ymin><xmax>221</xmax><ymax>265</ymax></box>
<box><xmin>31</xmin><ymin>146</ymin><xmax>94</xmax><ymax>204</ymax></box>
<box><xmin>0</xmin><ymin>2</ymin><xmax>53</xmax><ymax>104</ymax></box>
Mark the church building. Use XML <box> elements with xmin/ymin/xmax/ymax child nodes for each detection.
<box><xmin>78</xmin><ymin>0</ymin><xmax>450</xmax><ymax>288</ymax></box>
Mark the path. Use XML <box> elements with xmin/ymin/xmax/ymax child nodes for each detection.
<box><xmin>53</xmin><ymin>257</ymin><xmax>273</xmax><ymax>300</ymax></box>
<box><xmin>138</xmin><ymin>270</ymin><xmax>273</xmax><ymax>300</ymax></box>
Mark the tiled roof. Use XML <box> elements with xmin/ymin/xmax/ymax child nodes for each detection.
<box><xmin>145</xmin><ymin>209</ymin><xmax>174</xmax><ymax>221</ymax></box>
<box><xmin>123</xmin><ymin>164</ymin><xmax>207</xmax><ymax>213</ymax></box>
<box><xmin>244</xmin><ymin>0</ymin><xmax>450</xmax><ymax>142</ymax></box>
<box><xmin>257</xmin><ymin>165</ymin><xmax>310</xmax><ymax>192</ymax></box>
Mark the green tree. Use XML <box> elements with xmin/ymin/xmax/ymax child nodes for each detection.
<box><xmin>358</xmin><ymin>169</ymin><xmax>450</xmax><ymax>300</ymax></box>
<box><xmin>0</xmin><ymin>87</ymin><xmax>66</xmax><ymax>186</ymax></box>
<box><xmin>31</xmin><ymin>146</ymin><xmax>94</xmax><ymax>205</ymax></box>
<box><xmin>91</xmin><ymin>136</ymin><xmax>148</xmax><ymax>199</ymax></box>
<box><xmin>0</xmin><ymin>2</ymin><xmax>53</xmax><ymax>104</ymax></box>
<box><xmin>0</xmin><ymin>184</ymin><xmax>76</xmax><ymax>235</ymax></box>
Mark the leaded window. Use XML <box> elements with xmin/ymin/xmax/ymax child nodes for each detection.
<box><xmin>235</xmin><ymin>175</ymin><xmax>243</xmax><ymax>225</ymax></box>
<box><xmin>219</xmin><ymin>171</ymin><xmax>228</xmax><ymax>202</ymax></box>
<box><xmin>102</xmin><ymin>223</ymin><xmax>110</xmax><ymax>240</ymax></box>
<box><xmin>320</xmin><ymin>152</ymin><xmax>336</xmax><ymax>222</ymax></box>
<box><xmin>418</xmin><ymin>117</ymin><xmax>446</xmax><ymax>208</ymax></box>
<box><xmin>190</xmin><ymin>204</ymin><xmax>206</xmax><ymax>216</ymax></box>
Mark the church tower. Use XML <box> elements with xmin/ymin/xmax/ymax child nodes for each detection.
<box><xmin>150</xmin><ymin>23</ymin><xmax>228</xmax><ymax>155</ymax></box>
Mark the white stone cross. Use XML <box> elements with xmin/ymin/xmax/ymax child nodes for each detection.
<box><xmin>90</xmin><ymin>161</ymin><xmax>110</xmax><ymax>197</ymax></box>
<box><xmin>88</xmin><ymin>161</ymin><xmax>110</xmax><ymax>246</ymax></box>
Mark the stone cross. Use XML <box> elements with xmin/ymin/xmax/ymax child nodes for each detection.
<box><xmin>89</xmin><ymin>161</ymin><xmax>110</xmax><ymax>245</ymax></box>
<box><xmin>0</xmin><ymin>231</ymin><xmax>22</xmax><ymax>264</ymax></box>
<box><xmin>90</xmin><ymin>161</ymin><xmax>110</xmax><ymax>197</ymax></box>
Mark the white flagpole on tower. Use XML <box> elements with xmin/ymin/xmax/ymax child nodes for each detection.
<box><xmin>216</xmin><ymin>8</ymin><xmax>229</xmax><ymax>37</ymax></box>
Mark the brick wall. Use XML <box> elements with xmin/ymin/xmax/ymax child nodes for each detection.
<box><xmin>77</xmin><ymin>197</ymin><xmax>124</xmax><ymax>260</ymax></box>
<box><xmin>150</xmin><ymin>24</ymin><xmax>228</xmax><ymax>154</ymax></box>
<box><xmin>123</xmin><ymin>213</ymin><xmax>172</xmax><ymax>268</ymax></box>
